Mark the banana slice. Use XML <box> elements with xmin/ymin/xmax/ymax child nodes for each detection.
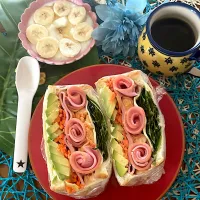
<box><xmin>34</xmin><ymin>7</ymin><xmax>54</xmax><ymax>26</ymax></box>
<box><xmin>68</xmin><ymin>6</ymin><xmax>86</xmax><ymax>25</ymax></box>
<box><xmin>72</xmin><ymin>22</ymin><xmax>93</xmax><ymax>42</ymax></box>
<box><xmin>26</xmin><ymin>24</ymin><xmax>48</xmax><ymax>44</ymax></box>
<box><xmin>53</xmin><ymin>1</ymin><xmax>71</xmax><ymax>17</ymax></box>
<box><xmin>48</xmin><ymin>24</ymin><xmax>63</xmax><ymax>41</ymax></box>
<box><xmin>36</xmin><ymin>37</ymin><xmax>59</xmax><ymax>58</ymax></box>
<box><xmin>60</xmin><ymin>23</ymin><xmax>75</xmax><ymax>40</ymax></box>
<box><xmin>59</xmin><ymin>38</ymin><xmax>81</xmax><ymax>57</ymax></box>
<box><xmin>53</xmin><ymin>17</ymin><xmax>68</xmax><ymax>28</ymax></box>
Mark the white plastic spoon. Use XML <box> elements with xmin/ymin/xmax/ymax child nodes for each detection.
<box><xmin>13</xmin><ymin>56</ymin><xmax>40</xmax><ymax>173</ymax></box>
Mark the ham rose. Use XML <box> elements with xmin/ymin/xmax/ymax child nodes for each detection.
<box><xmin>66</xmin><ymin>86</ymin><xmax>86</xmax><ymax>111</ymax></box>
<box><xmin>128</xmin><ymin>143</ymin><xmax>152</xmax><ymax>171</ymax></box>
<box><xmin>69</xmin><ymin>146</ymin><xmax>102</xmax><ymax>174</ymax></box>
<box><xmin>59</xmin><ymin>92</ymin><xmax>72</xmax><ymax>122</ymax></box>
<box><xmin>65</xmin><ymin>118</ymin><xmax>86</xmax><ymax>147</ymax></box>
<box><xmin>124</xmin><ymin>106</ymin><xmax>145</xmax><ymax>135</ymax></box>
<box><xmin>113</xmin><ymin>76</ymin><xmax>137</xmax><ymax>97</ymax></box>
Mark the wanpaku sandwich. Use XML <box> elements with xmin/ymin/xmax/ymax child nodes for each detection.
<box><xmin>95</xmin><ymin>70</ymin><xmax>166</xmax><ymax>186</ymax></box>
<box><xmin>42</xmin><ymin>85</ymin><xmax>111</xmax><ymax>198</ymax></box>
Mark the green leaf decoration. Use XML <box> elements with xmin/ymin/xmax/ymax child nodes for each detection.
<box><xmin>87</xmin><ymin>97</ymin><xmax>109</xmax><ymax>160</ymax></box>
<box><xmin>0</xmin><ymin>0</ymin><xmax>99</xmax><ymax>156</ymax></box>
<box><xmin>136</xmin><ymin>88</ymin><xmax>161</xmax><ymax>153</ymax></box>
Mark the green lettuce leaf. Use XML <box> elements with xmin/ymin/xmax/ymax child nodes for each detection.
<box><xmin>136</xmin><ymin>88</ymin><xmax>161</xmax><ymax>153</ymax></box>
<box><xmin>87</xmin><ymin>97</ymin><xmax>109</xmax><ymax>160</ymax></box>
<box><xmin>0</xmin><ymin>0</ymin><xmax>99</xmax><ymax>156</ymax></box>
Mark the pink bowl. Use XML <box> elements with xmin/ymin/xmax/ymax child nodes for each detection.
<box><xmin>18</xmin><ymin>0</ymin><xmax>98</xmax><ymax>65</ymax></box>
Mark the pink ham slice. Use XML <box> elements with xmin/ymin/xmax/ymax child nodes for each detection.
<box><xmin>65</xmin><ymin>140</ymin><xmax>75</xmax><ymax>153</ymax></box>
<box><xmin>124</xmin><ymin>106</ymin><xmax>145</xmax><ymax>135</ymax></box>
<box><xmin>65</xmin><ymin>118</ymin><xmax>86</xmax><ymax>147</ymax></box>
<box><xmin>59</xmin><ymin>92</ymin><xmax>72</xmax><ymax>122</ymax></box>
<box><xmin>128</xmin><ymin>143</ymin><xmax>152</xmax><ymax>171</ymax></box>
<box><xmin>66</xmin><ymin>86</ymin><xmax>86</xmax><ymax>112</ymax></box>
<box><xmin>65</xmin><ymin>139</ymin><xmax>85</xmax><ymax>185</ymax></box>
<box><xmin>69</xmin><ymin>146</ymin><xmax>102</xmax><ymax>174</ymax></box>
<box><xmin>113</xmin><ymin>76</ymin><xmax>137</xmax><ymax>97</ymax></box>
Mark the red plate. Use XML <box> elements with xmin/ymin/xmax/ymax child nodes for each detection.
<box><xmin>29</xmin><ymin>64</ymin><xmax>185</xmax><ymax>200</ymax></box>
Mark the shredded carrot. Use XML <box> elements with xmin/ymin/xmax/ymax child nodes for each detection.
<box><xmin>57</xmin><ymin>143</ymin><xmax>70</xmax><ymax>158</ymax></box>
<box><xmin>59</xmin><ymin>124</ymin><xmax>64</xmax><ymax>130</ymax></box>
<box><xmin>88</xmin><ymin>140</ymin><xmax>96</xmax><ymax>148</ymax></box>
<box><xmin>110</xmin><ymin>92</ymin><xmax>116</xmax><ymax>101</ymax></box>
<box><xmin>54</xmin><ymin>116</ymin><xmax>60</xmax><ymax>123</ymax></box>
<box><xmin>54</xmin><ymin>107</ymin><xmax>66</xmax><ymax>129</ymax></box>
<box><xmin>106</xmin><ymin>78</ymin><xmax>114</xmax><ymax>92</ymax></box>
<box><xmin>59</xmin><ymin>109</ymin><xmax>63</xmax><ymax>113</ymax></box>
<box><xmin>122</xmin><ymin>139</ymin><xmax>129</xmax><ymax>147</ymax></box>
<box><xmin>67</xmin><ymin>172</ymin><xmax>84</xmax><ymax>188</ymax></box>
<box><xmin>54</xmin><ymin>137</ymin><xmax>59</xmax><ymax>143</ymax></box>
<box><xmin>58</xmin><ymin>143</ymin><xmax>67</xmax><ymax>155</ymax></box>
<box><xmin>76</xmin><ymin>181</ymin><xmax>81</xmax><ymax>186</ymax></box>
<box><xmin>58</xmin><ymin>133</ymin><xmax>65</xmax><ymax>144</ymax></box>
<box><xmin>115</xmin><ymin>112</ymin><xmax>122</xmax><ymax>124</ymax></box>
<box><xmin>119</xmin><ymin>132</ymin><xmax>129</xmax><ymax>159</ymax></box>
<box><xmin>54</xmin><ymin>133</ymin><xmax>64</xmax><ymax>143</ymax></box>
<box><xmin>79</xmin><ymin>184</ymin><xmax>84</xmax><ymax>189</ymax></box>
<box><xmin>66</xmin><ymin>186</ymin><xmax>75</xmax><ymax>194</ymax></box>
<box><xmin>61</xmin><ymin>119</ymin><xmax>65</xmax><ymax>124</ymax></box>
<box><xmin>54</xmin><ymin>133</ymin><xmax>71</xmax><ymax>158</ymax></box>
<box><xmin>65</xmin><ymin>172</ymin><xmax>85</xmax><ymax>191</ymax></box>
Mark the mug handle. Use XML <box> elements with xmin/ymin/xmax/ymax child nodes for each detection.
<box><xmin>188</xmin><ymin>51</ymin><xmax>200</xmax><ymax>77</ymax></box>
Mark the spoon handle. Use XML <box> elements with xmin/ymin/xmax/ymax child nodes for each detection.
<box><xmin>13</xmin><ymin>95</ymin><xmax>33</xmax><ymax>173</ymax></box>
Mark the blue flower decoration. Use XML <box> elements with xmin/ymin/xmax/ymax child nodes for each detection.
<box><xmin>92</xmin><ymin>0</ymin><xmax>151</xmax><ymax>57</ymax></box>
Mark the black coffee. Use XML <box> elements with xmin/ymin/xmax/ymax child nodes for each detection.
<box><xmin>151</xmin><ymin>18</ymin><xmax>196</xmax><ymax>52</ymax></box>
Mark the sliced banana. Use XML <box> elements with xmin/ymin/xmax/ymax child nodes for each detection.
<box><xmin>72</xmin><ymin>22</ymin><xmax>93</xmax><ymax>42</ymax></box>
<box><xmin>53</xmin><ymin>17</ymin><xmax>68</xmax><ymax>28</ymax></box>
<box><xmin>34</xmin><ymin>7</ymin><xmax>54</xmax><ymax>26</ymax></box>
<box><xmin>53</xmin><ymin>1</ymin><xmax>71</xmax><ymax>17</ymax></box>
<box><xmin>59</xmin><ymin>38</ymin><xmax>81</xmax><ymax>57</ymax></box>
<box><xmin>68</xmin><ymin>7</ymin><xmax>86</xmax><ymax>25</ymax></box>
<box><xmin>48</xmin><ymin>24</ymin><xmax>64</xmax><ymax>41</ymax></box>
<box><xmin>36</xmin><ymin>37</ymin><xmax>59</xmax><ymax>58</ymax></box>
<box><xmin>60</xmin><ymin>23</ymin><xmax>75</xmax><ymax>40</ymax></box>
<box><xmin>26</xmin><ymin>24</ymin><xmax>48</xmax><ymax>44</ymax></box>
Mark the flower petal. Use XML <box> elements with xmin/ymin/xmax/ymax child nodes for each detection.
<box><xmin>128</xmin><ymin>45</ymin><xmax>136</xmax><ymax>56</ymax></box>
<box><xmin>115</xmin><ymin>2</ymin><xmax>126</xmax><ymax>11</ymax></box>
<box><xmin>134</xmin><ymin>12</ymin><xmax>150</xmax><ymax>26</ymax></box>
<box><xmin>92</xmin><ymin>27</ymin><xmax>111</xmax><ymax>41</ymax></box>
<box><xmin>114</xmin><ymin>44</ymin><xmax>123</xmax><ymax>55</ymax></box>
<box><xmin>122</xmin><ymin>41</ymin><xmax>129</xmax><ymax>56</ymax></box>
<box><xmin>95</xmin><ymin>5</ymin><xmax>113</xmax><ymax>21</ymax></box>
<box><xmin>126</xmin><ymin>0</ymin><xmax>147</xmax><ymax>13</ymax></box>
<box><xmin>112</xmin><ymin>5</ymin><xmax>124</xmax><ymax>19</ymax></box>
<box><xmin>129</xmin><ymin>24</ymin><xmax>139</xmax><ymax>42</ymax></box>
<box><xmin>102</xmin><ymin>19</ymin><xmax>121</xmax><ymax>30</ymax></box>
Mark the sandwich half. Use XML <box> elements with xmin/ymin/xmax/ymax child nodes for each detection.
<box><xmin>42</xmin><ymin>84</ymin><xmax>111</xmax><ymax>198</ymax></box>
<box><xmin>95</xmin><ymin>70</ymin><xmax>166</xmax><ymax>186</ymax></box>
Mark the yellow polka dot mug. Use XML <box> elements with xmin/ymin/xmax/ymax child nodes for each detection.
<box><xmin>138</xmin><ymin>2</ymin><xmax>200</xmax><ymax>77</ymax></box>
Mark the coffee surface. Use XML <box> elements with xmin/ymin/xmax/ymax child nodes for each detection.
<box><xmin>151</xmin><ymin>18</ymin><xmax>195</xmax><ymax>52</ymax></box>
